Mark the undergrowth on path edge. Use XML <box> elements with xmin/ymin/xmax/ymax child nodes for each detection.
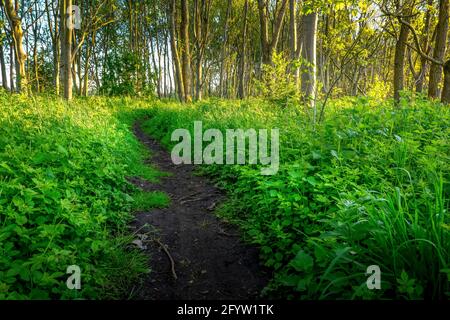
<box><xmin>142</xmin><ymin>96</ymin><xmax>449</xmax><ymax>300</ymax></box>
<box><xmin>0</xmin><ymin>93</ymin><xmax>165</xmax><ymax>299</ymax></box>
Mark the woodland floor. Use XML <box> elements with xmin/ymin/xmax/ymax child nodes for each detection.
<box><xmin>130</xmin><ymin>121</ymin><xmax>269</xmax><ymax>300</ymax></box>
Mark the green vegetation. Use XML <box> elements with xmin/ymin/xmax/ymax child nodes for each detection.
<box><xmin>0</xmin><ymin>92</ymin><xmax>160</xmax><ymax>299</ymax></box>
<box><xmin>132</xmin><ymin>191</ymin><xmax>171</xmax><ymax>211</ymax></box>
<box><xmin>0</xmin><ymin>90</ymin><xmax>448</xmax><ymax>300</ymax></box>
<box><xmin>143</xmin><ymin>95</ymin><xmax>450</xmax><ymax>300</ymax></box>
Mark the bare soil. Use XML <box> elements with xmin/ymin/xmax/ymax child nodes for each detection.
<box><xmin>130</xmin><ymin>121</ymin><xmax>270</xmax><ymax>300</ymax></box>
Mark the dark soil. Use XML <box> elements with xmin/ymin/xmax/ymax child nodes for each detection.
<box><xmin>130</xmin><ymin>122</ymin><xmax>270</xmax><ymax>300</ymax></box>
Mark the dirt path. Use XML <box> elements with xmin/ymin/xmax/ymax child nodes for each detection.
<box><xmin>130</xmin><ymin>122</ymin><xmax>269</xmax><ymax>300</ymax></box>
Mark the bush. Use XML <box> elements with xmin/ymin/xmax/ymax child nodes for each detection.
<box><xmin>256</xmin><ymin>53</ymin><xmax>300</xmax><ymax>107</ymax></box>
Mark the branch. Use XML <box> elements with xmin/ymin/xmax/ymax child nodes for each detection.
<box><xmin>398</xmin><ymin>18</ymin><xmax>443</xmax><ymax>66</ymax></box>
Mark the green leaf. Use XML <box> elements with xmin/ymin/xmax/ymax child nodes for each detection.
<box><xmin>291</xmin><ymin>250</ymin><xmax>314</xmax><ymax>272</ymax></box>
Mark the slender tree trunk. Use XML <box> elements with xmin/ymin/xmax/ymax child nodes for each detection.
<box><xmin>45</xmin><ymin>0</ymin><xmax>60</xmax><ymax>95</ymax></box>
<box><xmin>289</xmin><ymin>0</ymin><xmax>300</xmax><ymax>88</ymax></box>
<box><xmin>165</xmin><ymin>34</ymin><xmax>172</xmax><ymax>96</ymax></box>
<box><xmin>10</xmin><ymin>41</ymin><xmax>15</xmax><ymax>92</ymax></box>
<box><xmin>393</xmin><ymin>16</ymin><xmax>410</xmax><ymax>104</ymax></box>
<box><xmin>301</xmin><ymin>12</ymin><xmax>318</xmax><ymax>119</ymax></box>
<box><xmin>61</xmin><ymin>0</ymin><xmax>73</xmax><ymax>100</ymax></box>
<box><xmin>238</xmin><ymin>0</ymin><xmax>249</xmax><ymax>99</ymax></box>
<box><xmin>155</xmin><ymin>24</ymin><xmax>163</xmax><ymax>97</ymax></box>
<box><xmin>416</xmin><ymin>0</ymin><xmax>433</xmax><ymax>93</ymax></box>
<box><xmin>4</xmin><ymin>0</ymin><xmax>28</xmax><ymax>93</ymax></box>
<box><xmin>150</xmin><ymin>37</ymin><xmax>161</xmax><ymax>98</ymax></box>
<box><xmin>83</xmin><ymin>33</ymin><xmax>94</xmax><ymax>97</ymax></box>
<box><xmin>429</xmin><ymin>0</ymin><xmax>449</xmax><ymax>99</ymax></box>
<box><xmin>0</xmin><ymin>43</ymin><xmax>8</xmax><ymax>90</ymax></box>
<box><xmin>180</xmin><ymin>0</ymin><xmax>192</xmax><ymax>102</ymax></box>
<box><xmin>257</xmin><ymin>0</ymin><xmax>270</xmax><ymax>65</ymax></box>
<box><xmin>34</xmin><ymin>42</ymin><xmax>39</xmax><ymax>93</ymax></box>
<box><xmin>169</xmin><ymin>0</ymin><xmax>185</xmax><ymax>101</ymax></box>
<box><xmin>219</xmin><ymin>0</ymin><xmax>232</xmax><ymax>98</ymax></box>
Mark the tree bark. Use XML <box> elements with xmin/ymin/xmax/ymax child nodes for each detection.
<box><xmin>416</xmin><ymin>0</ymin><xmax>433</xmax><ymax>93</ymax></box>
<box><xmin>393</xmin><ymin>16</ymin><xmax>410</xmax><ymax>104</ymax></box>
<box><xmin>61</xmin><ymin>0</ymin><xmax>73</xmax><ymax>100</ymax></box>
<box><xmin>219</xmin><ymin>0</ymin><xmax>232</xmax><ymax>98</ymax></box>
<box><xmin>3</xmin><ymin>0</ymin><xmax>28</xmax><ymax>93</ymax></box>
<box><xmin>0</xmin><ymin>42</ymin><xmax>8</xmax><ymax>90</ymax></box>
<box><xmin>441</xmin><ymin>60</ymin><xmax>450</xmax><ymax>103</ymax></box>
<box><xmin>289</xmin><ymin>0</ymin><xmax>300</xmax><ymax>88</ymax></box>
<box><xmin>238</xmin><ymin>0</ymin><xmax>249</xmax><ymax>99</ymax></box>
<box><xmin>258</xmin><ymin>0</ymin><xmax>288</xmax><ymax>65</ymax></box>
<box><xmin>301</xmin><ymin>12</ymin><xmax>318</xmax><ymax>118</ymax></box>
<box><xmin>9</xmin><ymin>41</ymin><xmax>15</xmax><ymax>92</ymax></box>
<box><xmin>180</xmin><ymin>0</ymin><xmax>192</xmax><ymax>102</ymax></box>
<box><xmin>169</xmin><ymin>0</ymin><xmax>185</xmax><ymax>101</ymax></box>
<box><xmin>428</xmin><ymin>0</ymin><xmax>449</xmax><ymax>99</ymax></box>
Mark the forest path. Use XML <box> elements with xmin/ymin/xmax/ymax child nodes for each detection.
<box><xmin>130</xmin><ymin>121</ymin><xmax>269</xmax><ymax>300</ymax></box>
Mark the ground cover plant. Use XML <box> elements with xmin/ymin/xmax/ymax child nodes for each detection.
<box><xmin>143</xmin><ymin>95</ymin><xmax>450</xmax><ymax>300</ymax></box>
<box><xmin>0</xmin><ymin>92</ymin><xmax>166</xmax><ymax>299</ymax></box>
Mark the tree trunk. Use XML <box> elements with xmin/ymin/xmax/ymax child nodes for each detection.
<box><xmin>238</xmin><ymin>0</ymin><xmax>249</xmax><ymax>99</ymax></box>
<box><xmin>33</xmin><ymin>41</ymin><xmax>39</xmax><ymax>93</ymax></box>
<box><xmin>169</xmin><ymin>0</ymin><xmax>185</xmax><ymax>101</ymax></box>
<box><xmin>180</xmin><ymin>0</ymin><xmax>192</xmax><ymax>103</ymax></box>
<box><xmin>83</xmin><ymin>33</ymin><xmax>94</xmax><ymax>97</ymax></box>
<box><xmin>429</xmin><ymin>0</ymin><xmax>449</xmax><ymax>99</ymax></box>
<box><xmin>258</xmin><ymin>0</ymin><xmax>288</xmax><ymax>65</ymax></box>
<box><xmin>3</xmin><ymin>0</ymin><xmax>28</xmax><ymax>93</ymax></box>
<box><xmin>61</xmin><ymin>0</ymin><xmax>73</xmax><ymax>100</ymax></box>
<box><xmin>219</xmin><ymin>0</ymin><xmax>232</xmax><ymax>98</ymax></box>
<box><xmin>393</xmin><ymin>16</ymin><xmax>410</xmax><ymax>104</ymax></box>
<box><xmin>416</xmin><ymin>0</ymin><xmax>433</xmax><ymax>93</ymax></box>
<box><xmin>301</xmin><ymin>12</ymin><xmax>318</xmax><ymax>119</ymax></box>
<box><xmin>0</xmin><ymin>43</ymin><xmax>8</xmax><ymax>90</ymax></box>
<box><xmin>257</xmin><ymin>0</ymin><xmax>270</xmax><ymax>65</ymax></box>
<box><xmin>9</xmin><ymin>41</ymin><xmax>15</xmax><ymax>92</ymax></box>
<box><xmin>289</xmin><ymin>0</ymin><xmax>300</xmax><ymax>88</ymax></box>
<box><xmin>441</xmin><ymin>60</ymin><xmax>450</xmax><ymax>103</ymax></box>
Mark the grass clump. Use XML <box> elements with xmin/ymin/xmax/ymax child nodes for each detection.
<box><xmin>132</xmin><ymin>191</ymin><xmax>170</xmax><ymax>211</ymax></box>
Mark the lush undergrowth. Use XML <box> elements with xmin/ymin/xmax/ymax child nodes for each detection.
<box><xmin>0</xmin><ymin>92</ymin><xmax>163</xmax><ymax>299</ymax></box>
<box><xmin>143</xmin><ymin>96</ymin><xmax>450</xmax><ymax>300</ymax></box>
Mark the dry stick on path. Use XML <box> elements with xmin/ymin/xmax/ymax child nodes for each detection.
<box><xmin>154</xmin><ymin>239</ymin><xmax>178</xmax><ymax>281</ymax></box>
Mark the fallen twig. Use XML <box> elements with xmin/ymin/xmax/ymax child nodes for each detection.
<box><xmin>154</xmin><ymin>239</ymin><xmax>178</xmax><ymax>280</ymax></box>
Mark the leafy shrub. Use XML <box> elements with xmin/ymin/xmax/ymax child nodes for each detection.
<box><xmin>256</xmin><ymin>53</ymin><xmax>300</xmax><ymax>107</ymax></box>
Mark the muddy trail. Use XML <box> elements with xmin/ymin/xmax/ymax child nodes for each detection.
<box><xmin>130</xmin><ymin>122</ymin><xmax>270</xmax><ymax>300</ymax></box>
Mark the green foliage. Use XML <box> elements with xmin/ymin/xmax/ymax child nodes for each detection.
<box><xmin>0</xmin><ymin>93</ymin><xmax>156</xmax><ymax>299</ymax></box>
<box><xmin>143</xmin><ymin>95</ymin><xmax>449</xmax><ymax>300</ymax></box>
<box><xmin>256</xmin><ymin>53</ymin><xmax>299</xmax><ymax>107</ymax></box>
<box><xmin>101</xmin><ymin>51</ymin><xmax>155</xmax><ymax>97</ymax></box>
<box><xmin>132</xmin><ymin>191</ymin><xmax>170</xmax><ymax>211</ymax></box>
<box><xmin>367</xmin><ymin>75</ymin><xmax>392</xmax><ymax>101</ymax></box>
